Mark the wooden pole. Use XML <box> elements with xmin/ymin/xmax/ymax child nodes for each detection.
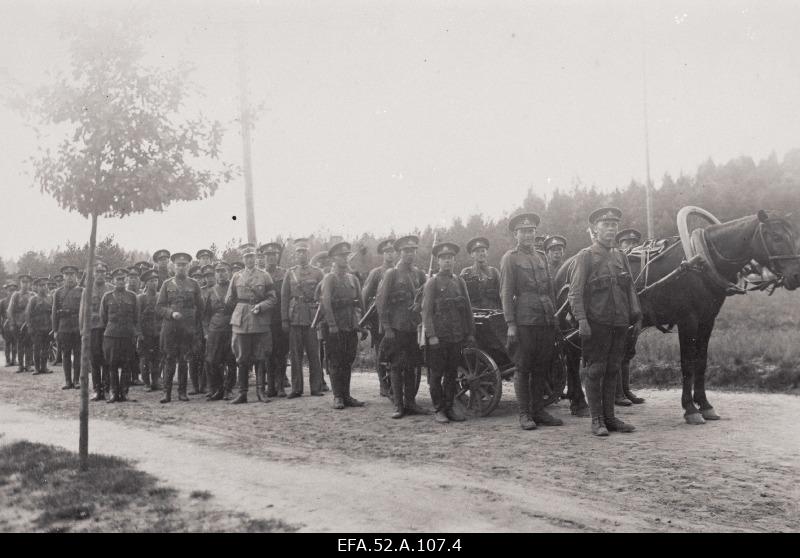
<box><xmin>642</xmin><ymin>16</ymin><xmax>655</xmax><ymax>240</ymax></box>
<box><xmin>238</xmin><ymin>31</ymin><xmax>257</xmax><ymax>246</ymax></box>
<box><xmin>78</xmin><ymin>212</ymin><xmax>97</xmax><ymax>471</ymax></box>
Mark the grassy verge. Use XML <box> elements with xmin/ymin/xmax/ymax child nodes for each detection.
<box><xmin>0</xmin><ymin>441</ymin><xmax>298</xmax><ymax>533</ymax></box>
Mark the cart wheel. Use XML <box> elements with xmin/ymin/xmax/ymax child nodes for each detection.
<box><xmin>380</xmin><ymin>364</ymin><xmax>424</xmax><ymax>399</ymax></box>
<box><xmin>455</xmin><ymin>347</ymin><xmax>502</xmax><ymax>417</ymax></box>
<box><xmin>543</xmin><ymin>348</ymin><xmax>568</xmax><ymax>407</ymax></box>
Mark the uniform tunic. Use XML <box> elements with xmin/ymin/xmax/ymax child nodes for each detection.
<box><xmin>499</xmin><ymin>247</ymin><xmax>556</xmax><ymax>327</ymax></box>
<box><xmin>101</xmin><ymin>288</ymin><xmax>139</xmax><ymax>367</ymax></box>
<box><xmin>157</xmin><ymin>276</ymin><xmax>204</xmax><ymax>359</ymax></box>
<box><xmin>225</xmin><ymin>267</ymin><xmax>276</xmax><ymax>364</ymax></box>
<box><xmin>281</xmin><ymin>265</ymin><xmax>324</xmax><ymax>326</ymax></box>
<box><xmin>460</xmin><ymin>264</ymin><xmax>502</xmax><ymax>310</ymax></box>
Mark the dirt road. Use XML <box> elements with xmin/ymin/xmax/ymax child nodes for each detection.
<box><xmin>1</xmin><ymin>367</ymin><xmax>797</xmax><ymax>532</ymax></box>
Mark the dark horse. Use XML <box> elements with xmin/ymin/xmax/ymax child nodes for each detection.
<box><xmin>554</xmin><ymin>210</ymin><xmax>800</xmax><ymax>424</ymax></box>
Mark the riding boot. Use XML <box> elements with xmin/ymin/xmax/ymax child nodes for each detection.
<box><xmin>231</xmin><ymin>364</ymin><xmax>249</xmax><ymax>404</ymax></box>
<box><xmin>615</xmin><ymin>367</ymin><xmax>632</xmax><ymax>406</ymax></box>
<box><xmin>581</xmin><ymin>361</ymin><xmax>605</xmax><ymax>433</ymax></box>
<box><xmin>256</xmin><ymin>361</ymin><xmax>270</xmax><ymax>403</ymax></box>
<box><xmin>390</xmin><ymin>367</ymin><xmax>405</xmax><ymax>418</ymax></box>
<box><xmin>403</xmin><ymin>368</ymin><xmax>428</xmax><ymax>415</ymax></box>
<box><xmin>188</xmin><ymin>360</ymin><xmax>200</xmax><ymax>395</ymax></box>
<box><xmin>177</xmin><ymin>361</ymin><xmax>189</xmax><ymax>401</ymax></box>
<box><xmin>621</xmin><ymin>360</ymin><xmax>645</xmax><ymax>404</ymax></box>
<box><xmin>160</xmin><ymin>378</ymin><xmax>172</xmax><ymax>404</ymax></box>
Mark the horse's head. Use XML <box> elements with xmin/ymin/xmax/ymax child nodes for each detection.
<box><xmin>752</xmin><ymin>210</ymin><xmax>800</xmax><ymax>290</ymax></box>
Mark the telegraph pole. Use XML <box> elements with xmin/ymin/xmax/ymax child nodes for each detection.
<box><xmin>642</xmin><ymin>18</ymin><xmax>655</xmax><ymax>240</ymax></box>
<box><xmin>238</xmin><ymin>29</ymin><xmax>257</xmax><ymax>246</ymax></box>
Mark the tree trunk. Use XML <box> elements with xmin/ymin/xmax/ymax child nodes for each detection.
<box><xmin>78</xmin><ymin>212</ymin><xmax>98</xmax><ymax>471</ymax></box>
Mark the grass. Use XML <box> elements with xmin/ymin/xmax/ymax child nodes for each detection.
<box><xmin>633</xmin><ymin>289</ymin><xmax>800</xmax><ymax>392</ymax></box>
<box><xmin>0</xmin><ymin>441</ymin><xmax>299</xmax><ymax>533</ymax></box>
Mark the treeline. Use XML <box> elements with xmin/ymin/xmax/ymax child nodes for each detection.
<box><xmin>4</xmin><ymin>149</ymin><xmax>799</xmax><ymax>282</ymax></box>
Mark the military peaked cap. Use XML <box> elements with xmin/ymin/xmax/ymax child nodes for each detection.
<box><xmin>152</xmin><ymin>249</ymin><xmax>170</xmax><ymax>262</ymax></box>
<box><xmin>259</xmin><ymin>242</ymin><xmax>282</xmax><ymax>255</ymax></box>
<box><xmin>309</xmin><ymin>251</ymin><xmax>330</xmax><ymax>267</ymax></box>
<box><xmin>238</xmin><ymin>243</ymin><xmax>255</xmax><ymax>252</ymax></box>
<box><xmin>374</xmin><ymin>238</ymin><xmax>393</xmax><ymax>254</ymax></box>
<box><xmin>135</xmin><ymin>261</ymin><xmax>152</xmax><ymax>270</ymax></box>
<box><xmin>140</xmin><ymin>269</ymin><xmax>158</xmax><ymax>283</ymax></box>
<box><xmin>328</xmin><ymin>242</ymin><xmax>352</xmax><ymax>258</ymax></box>
<box><xmin>615</xmin><ymin>228</ymin><xmax>642</xmax><ymax>244</ymax></box>
<box><xmin>188</xmin><ymin>265</ymin><xmax>201</xmax><ymax>277</ymax></box>
<box><xmin>196</xmin><ymin>249</ymin><xmax>214</xmax><ymax>260</ymax></box>
<box><xmin>241</xmin><ymin>247</ymin><xmax>257</xmax><ymax>257</ymax></box>
<box><xmin>6</xmin><ymin>282</ymin><xmax>18</xmax><ymax>288</ymax></box>
<box><xmin>534</xmin><ymin>235</ymin><xmax>546</xmax><ymax>245</ymax></box>
<box><xmin>293</xmin><ymin>238</ymin><xmax>311</xmax><ymax>251</ymax></box>
<box><xmin>508</xmin><ymin>212</ymin><xmax>541</xmax><ymax>232</ymax></box>
<box><xmin>588</xmin><ymin>207</ymin><xmax>623</xmax><ymax>225</ymax></box>
<box><xmin>543</xmin><ymin>235</ymin><xmax>567</xmax><ymax>251</ymax></box>
<box><xmin>393</xmin><ymin>235</ymin><xmax>419</xmax><ymax>251</ymax></box>
<box><xmin>60</xmin><ymin>265</ymin><xmax>79</xmax><ymax>275</ymax></box>
<box><xmin>230</xmin><ymin>261</ymin><xmax>245</xmax><ymax>272</ymax></box>
<box><xmin>466</xmin><ymin>237</ymin><xmax>490</xmax><ymax>253</ymax></box>
<box><xmin>33</xmin><ymin>277</ymin><xmax>48</xmax><ymax>286</ymax></box>
<box><xmin>110</xmin><ymin>268</ymin><xmax>128</xmax><ymax>279</ymax></box>
<box><xmin>170</xmin><ymin>252</ymin><xmax>192</xmax><ymax>264</ymax></box>
<box><xmin>52</xmin><ymin>274</ymin><xmax>64</xmax><ymax>282</ymax></box>
<box><xmin>432</xmin><ymin>242</ymin><xmax>460</xmax><ymax>258</ymax></box>
<box><xmin>214</xmin><ymin>262</ymin><xmax>231</xmax><ymax>271</ymax></box>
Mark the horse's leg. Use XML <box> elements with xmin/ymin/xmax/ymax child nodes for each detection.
<box><xmin>678</xmin><ymin>318</ymin><xmax>705</xmax><ymax>425</ymax></box>
<box><xmin>693</xmin><ymin>319</ymin><xmax>720</xmax><ymax>420</ymax></box>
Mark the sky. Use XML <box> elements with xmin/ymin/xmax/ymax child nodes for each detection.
<box><xmin>1</xmin><ymin>0</ymin><xmax>799</xmax><ymax>261</ymax></box>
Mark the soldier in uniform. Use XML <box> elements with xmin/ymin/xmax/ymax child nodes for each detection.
<box><xmin>281</xmin><ymin>238</ymin><xmax>326</xmax><ymax>398</ymax></box>
<box><xmin>125</xmin><ymin>268</ymin><xmax>143</xmax><ymax>386</ymax></box>
<box><xmin>260</xmin><ymin>242</ymin><xmax>290</xmax><ymax>397</ymax></box>
<box><xmin>8</xmin><ymin>275</ymin><xmax>34</xmax><ymax>373</ymax></box>
<box><xmin>203</xmin><ymin>262</ymin><xmax>236</xmax><ymax>400</ymax></box>
<box><xmin>460</xmin><ymin>237</ymin><xmax>502</xmax><ymax>310</ymax></box>
<box><xmin>80</xmin><ymin>262</ymin><xmax>113</xmax><ymax>399</ymax></box>
<box><xmin>187</xmin><ymin>266</ymin><xmax>207</xmax><ymax>395</ymax></box>
<box><xmin>51</xmin><ymin>274</ymin><xmax>64</xmax><ymax>366</ymax></box>
<box><xmin>500</xmin><ymin>213</ymin><xmax>563</xmax><ymax>430</ymax></box>
<box><xmin>225</xmin><ymin>247</ymin><xmax>277</xmax><ymax>404</ymax></box>
<box><xmin>52</xmin><ymin>265</ymin><xmax>83</xmax><ymax>389</ymax></box>
<box><xmin>196</xmin><ymin>249</ymin><xmax>214</xmax><ymax>270</ymax></box>
<box><xmin>568</xmin><ymin>208</ymin><xmax>642</xmax><ymax>436</ymax></box>
<box><xmin>101</xmin><ymin>269</ymin><xmax>140</xmax><ymax>403</ymax></box>
<box><xmin>1</xmin><ymin>282</ymin><xmax>18</xmax><ymax>367</ymax></box>
<box><xmin>543</xmin><ymin>235</ymin><xmax>567</xmax><ymax>278</ymax></box>
<box><xmin>534</xmin><ymin>235</ymin><xmax>547</xmax><ymax>254</ymax></box>
<box><xmin>230</xmin><ymin>261</ymin><xmax>245</xmax><ymax>274</ymax></box>
<box><xmin>362</xmin><ymin>238</ymin><xmax>396</xmax><ymax>397</ymax></box>
<box><xmin>421</xmin><ymin>242</ymin><xmax>475</xmax><ymax>423</ymax></box>
<box><xmin>320</xmin><ymin>242</ymin><xmax>366</xmax><ymax>410</ymax></box>
<box><xmin>310</xmin><ymin>251</ymin><xmax>333</xmax><ymax>393</ymax></box>
<box><xmin>157</xmin><ymin>252</ymin><xmax>204</xmax><ymax>403</ymax></box>
<box><xmin>137</xmin><ymin>269</ymin><xmax>162</xmax><ymax>391</ymax></box>
<box><xmin>375</xmin><ymin>235</ymin><xmax>428</xmax><ymax>418</ymax></box>
<box><xmin>25</xmin><ymin>277</ymin><xmax>53</xmax><ymax>375</ymax></box>
<box><xmin>153</xmin><ymin>249</ymin><xmax>173</xmax><ymax>290</ymax></box>
<box><xmin>614</xmin><ymin>228</ymin><xmax>645</xmax><ymax>406</ymax></box>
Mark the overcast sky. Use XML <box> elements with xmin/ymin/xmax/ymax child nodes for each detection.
<box><xmin>1</xmin><ymin>0</ymin><xmax>799</xmax><ymax>260</ymax></box>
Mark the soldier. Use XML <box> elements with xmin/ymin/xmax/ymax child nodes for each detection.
<box><xmin>196</xmin><ymin>249</ymin><xmax>214</xmax><ymax>270</ymax></box>
<box><xmin>281</xmin><ymin>238</ymin><xmax>326</xmax><ymax>398</ymax></box>
<box><xmin>52</xmin><ymin>265</ymin><xmax>83</xmax><ymax>389</ymax></box>
<box><xmin>568</xmin><ymin>207</ymin><xmax>642</xmax><ymax>436</ymax></box>
<box><xmin>101</xmin><ymin>269</ymin><xmax>140</xmax><ymax>403</ymax></box>
<box><xmin>157</xmin><ymin>252</ymin><xmax>204</xmax><ymax>404</ymax></box>
<box><xmin>534</xmin><ymin>235</ymin><xmax>547</xmax><ymax>254</ymax></box>
<box><xmin>137</xmin><ymin>269</ymin><xmax>162</xmax><ymax>391</ymax></box>
<box><xmin>311</xmin><ymin>251</ymin><xmax>333</xmax><ymax>393</ymax></box>
<box><xmin>50</xmin><ymin>274</ymin><xmax>64</xmax><ymax>366</ymax></box>
<box><xmin>25</xmin><ymin>277</ymin><xmax>53</xmax><ymax>375</ymax></box>
<box><xmin>187</xmin><ymin>266</ymin><xmax>207</xmax><ymax>395</ymax></box>
<box><xmin>362</xmin><ymin>238</ymin><xmax>397</xmax><ymax>397</ymax></box>
<box><xmin>204</xmin><ymin>262</ymin><xmax>236</xmax><ymax>400</ymax></box>
<box><xmin>125</xmin><ymin>268</ymin><xmax>143</xmax><ymax>386</ymax></box>
<box><xmin>500</xmin><ymin>213</ymin><xmax>563</xmax><ymax>430</ymax></box>
<box><xmin>79</xmin><ymin>262</ymin><xmax>113</xmax><ymax>399</ymax></box>
<box><xmin>614</xmin><ymin>228</ymin><xmax>645</xmax><ymax>406</ymax></box>
<box><xmin>230</xmin><ymin>261</ymin><xmax>245</xmax><ymax>274</ymax></box>
<box><xmin>320</xmin><ymin>242</ymin><xmax>366</xmax><ymax>410</ymax></box>
<box><xmin>1</xmin><ymin>282</ymin><xmax>18</xmax><ymax>367</ymax></box>
<box><xmin>225</xmin><ymin>247</ymin><xmax>277</xmax><ymax>404</ymax></box>
<box><xmin>135</xmin><ymin>261</ymin><xmax>153</xmax><ymax>274</ymax></box>
<box><xmin>375</xmin><ymin>235</ymin><xmax>428</xmax><ymax>418</ymax></box>
<box><xmin>153</xmin><ymin>249</ymin><xmax>173</xmax><ymax>290</ymax></box>
<box><xmin>421</xmin><ymin>242</ymin><xmax>475</xmax><ymax>424</ymax></box>
<box><xmin>261</xmin><ymin>242</ymin><xmax>290</xmax><ymax>398</ymax></box>
<box><xmin>7</xmin><ymin>274</ymin><xmax>34</xmax><ymax>373</ymax></box>
<box><xmin>544</xmin><ymin>235</ymin><xmax>567</xmax><ymax>279</ymax></box>
<box><xmin>460</xmin><ymin>237</ymin><xmax>502</xmax><ymax>310</ymax></box>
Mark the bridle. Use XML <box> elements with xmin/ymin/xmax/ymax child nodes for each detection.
<box><xmin>706</xmin><ymin>216</ymin><xmax>800</xmax><ymax>286</ymax></box>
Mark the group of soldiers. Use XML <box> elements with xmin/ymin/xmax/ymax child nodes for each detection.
<box><xmin>1</xmin><ymin>205</ymin><xmax>645</xmax><ymax>434</ymax></box>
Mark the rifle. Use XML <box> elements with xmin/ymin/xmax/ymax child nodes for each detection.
<box><xmin>417</xmin><ymin>231</ymin><xmax>438</xmax><ymax>347</ymax></box>
<box><xmin>358</xmin><ymin>300</ymin><xmax>376</xmax><ymax>329</ymax></box>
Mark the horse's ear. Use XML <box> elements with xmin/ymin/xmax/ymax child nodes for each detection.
<box><xmin>757</xmin><ymin>209</ymin><xmax>769</xmax><ymax>223</ymax></box>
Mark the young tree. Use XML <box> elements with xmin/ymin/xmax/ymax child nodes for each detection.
<box><xmin>19</xmin><ymin>11</ymin><xmax>234</xmax><ymax>470</ymax></box>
